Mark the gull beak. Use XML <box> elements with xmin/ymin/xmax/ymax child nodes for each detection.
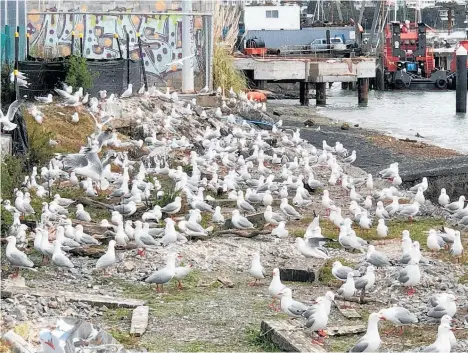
<box><xmin>379</xmin><ymin>316</ymin><xmax>386</xmax><ymax>321</ymax></box>
<box><xmin>188</xmin><ymin>264</ymin><xmax>193</xmax><ymax>267</ymax></box>
<box><xmin>177</xmin><ymin>255</ymin><xmax>182</xmax><ymax>259</ymax></box>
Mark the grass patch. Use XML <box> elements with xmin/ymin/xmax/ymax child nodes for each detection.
<box><xmin>213</xmin><ymin>46</ymin><xmax>247</xmax><ymax>94</ymax></box>
<box><xmin>107</xmin><ymin>329</ymin><xmax>139</xmax><ymax>348</ymax></box>
<box><xmin>458</xmin><ymin>272</ymin><xmax>468</xmax><ymax>284</ymax></box>
<box><xmin>103</xmin><ymin>307</ymin><xmax>132</xmax><ymax>324</ymax></box>
<box><xmin>318</xmin><ymin>218</ymin><xmax>445</xmax><ymax>247</ymax></box>
<box><xmin>23</xmin><ymin>105</ymin><xmax>95</xmax><ymax>153</ymax></box>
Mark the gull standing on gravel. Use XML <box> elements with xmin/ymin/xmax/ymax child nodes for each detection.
<box><xmin>337</xmin><ymin>272</ymin><xmax>356</xmax><ymax>308</ymax></box>
<box><xmin>366</xmin><ymin>245</ymin><xmax>391</xmax><ymax>267</ymax></box>
<box><xmin>376</xmin><ymin>201</ymin><xmax>389</xmax><ymax>219</ymax></box>
<box><xmin>231</xmin><ymin>210</ymin><xmax>254</xmax><ymax>230</ymax></box>
<box><xmin>427</xmin><ymin>293</ymin><xmax>457</xmax><ymax>318</ymax></box>
<box><xmin>268</xmin><ymin>268</ymin><xmax>286</xmax><ymax>310</ymax></box>
<box><xmin>427</xmin><ymin>229</ymin><xmax>445</xmax><ymax>252</ymax></box>
<box><xmin>438</xmin><ymin>188</ymin><xmax>450</xmax><ymax>206</ymax></box>
<box><xmin>161</xmin><ymin>218</ymin><xmax>178</xmax><ymax>246</ymax></box>
<box><xmin>52</xmin><ymin>233</ymin><xmax>74</xmax><ymax>270</ymax></box>
<box><xmin>440</xmin><ymin>315</ymin><xmax>457</xmax><ymax>348</ymax></box>
<box><xmin>354</xmin><ymin>265</ymin><xmax>376</xmax><ymax>294</ymax></box>
<box><xmin>378</xmin><ymin>307</ymin><xmax>418</xmax><ymax>335</ymax></box>
<box><xmin>349</xmin><ymin>313</ymin><xmax>383</xmax><ymax>352</ymax></box>
<box><xmin>95</xmin><ymin>240</ymin><xmax>117</xmax><ymax>276</ymax></box>
<box><xmin>321</xmin><ymin>190</ymin><xmax>334</xmax><ymax>216</ymax></box>
<box><xmin>295</xmin><ymin>238</ymin><xmax>330</xmax><ymax>260</ymax></box>
<box><xmin>134</xmin><ymin>221</ymin><xmax>158</xmax><ymax>256</ymax></box>
<box><xmin>272</xmin><ymin>221</ymin><xmax>288</xmax><ymax>238</ymax></box>
<box><xmin>212</xmin><ymin>206</ymin><xmax>225</xmax><ymax>224</ymax></box>
<box><xmin>280</xmin><ymin>198</ymin><xmax>302</xmax><ymax>220</ymax></box>
<box><xmin>264</xmin><ymin>205</ymin><xmax>286</xmax><ymax>226</ymax></box>
<box><xmin>279</xmin><ymin>288</ymin><xmax>310</xmax><ymax>318</ymax></box>
<box><xmin>145</xmin><ymin>253</ymin><xmax>178</xmax><ymax>292</ymax></box>
<box><xmin>399</xmin><ymin>201</ymin><xmax>420</xmax><ymax>222</ymax></box>
<box><xmin>249</xmin><ymin>252</ymin><xmax>265</xmax><ymax>286</ymax></box>
<box><xmin>5</xmin><ymin>236</ymin><xmax>34</xmax><ymax>278</ymax></box>
<box><xmin>399</xmin><ymin>259</ymin><xmax>421</xmax><ymax>296</ymax></box>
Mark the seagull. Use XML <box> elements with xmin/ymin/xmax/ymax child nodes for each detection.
<box><xmin>272</xmin><ymin>221</ymin><xmax>289</xmax><ymax>238</ymax></box>
<box><xmin>337</xmin><ymin>273</ymin><xmax>356</xmax><ymax>308</ymax></box>
<box><xmin>279</xmin><ymin>287</ymin><xmax>309</xmax><ymax>318</ymax></box>
<box><xmin>35</xmin><ymin>94</ymin><xmax>53</xmax><ymax>104</ymax></box>
<box><xmin>348</xmin><ymin>313</ymin><xmax>383</xmax><ymax>353</ymax></box>
<box><xmin>71</xmin><ymin>112</ymin><xmax>79</xmax><ymax>123</ymax></box>
<box><xmin>5</xmin><ymin>236</ymin><xmax>34</xmax><ymax>278</ymax></box>
<box><xmin>427</xmin><ymin>293</ymin><xmax>457</xmax><ymax>318</ymax></box>
<box><xmin>421</xmin><ymin>321</ymin><xmax>452</xmax><ymax>353</ymax></box>
<box><xmin>378</xmin><ymin>307</ymin><xmax>418</xmax><ymax>336</ymax></box>
<box><xmin>0</xmin><ymin>100</ymin><xmax>21</xmax><ymax>131</ymax></box>
<box><xmin>145</xmin><ymin>253</ymin><xmax>178</xmax><ymax>292</ymax></box>
<box><xmin>438</xmin><ymin>188</ymin><xmax>450</xmax><ymax>206</ymax></box>
<box><xmin>268</xmin><ymin>268</ymin><xmax>286</xmax><ymax>310</ymax></box>
<box><xmin>75</xmin><ymin>204</ymin><xmax>91</xmax><ymax>222</ymax></box>
<box><xmin>376</xmin><ymin>219</ymin><xmax>389</xmax><ymax>238</ymax></box>
<box><xmin>249</xmin><ymin>252</ymin><xmax>266</xmax><ymax>286</ymax></box>
<box><xmin>95</xmin><ymin>240</ymin><xmax>116</xmax><ymax>276</ymax></box>
<box><xmin>121</xmin><ymin>83</ymin><xmax>133</xmax><ymax>98</ymax></box>
<box><xmin>444</xmin><ymin>195</ymin><xmax>465</xmax><ymax>214</ymax></box>
<box><xmin>174</xmin><ymin>263</ymin><xmax>193</xmax><ymax>289</ymax></box>
<box><xmin>354</xmin><ymin>265</ymin><xmax>376</xmax><ymax>293</ymax></box>
<box><xmin>279</xmin><ymin>198</ymin><xmax>302</xmax><ymax>220</ymax></box>
<box><xmin>398</xmin><ymin>259</ymin><xmax>421</xmax><ymax>296</ymax></box>
<box><xmin>161</xmin><ymin>197</ymin><xmax>182</xmax><ymax>215</ymax></box>
<box><xmin>52</xmin><ymin>231</ymin><xmax>74</xmax><ymax>270</ymax></box>
<box><xmin>231</xmin><ymin>210</ymin><xmax>254</xmax><ymax>230</ymax></box>
<box><xmin>296</xmin><ymin>237</ymin><xmax>330</xmax><ymax>259</ymax></box>
<box><xmin>332</xmin><ymin>261</ymin><xmax>354</xmax><ymax>281</ymax></box>
<box><xmin>366</xmin><ymin>245</ymin><xmax>391</xmax><ymax>267</ymax></box>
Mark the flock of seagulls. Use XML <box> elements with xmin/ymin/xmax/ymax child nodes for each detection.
<box><xmin>2</xmin><ymin>81</ymin><xmax>467</xmax><ymax>352</ymax></box>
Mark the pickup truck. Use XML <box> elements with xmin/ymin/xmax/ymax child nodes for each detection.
<box><xmin>310</xmin><ymin>37</ymin><xmax>347</xmax><ymax>51</ymax></box>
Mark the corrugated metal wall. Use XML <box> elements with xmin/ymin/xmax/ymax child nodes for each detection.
<box><xmin>244</xmin><ymin>27</ymin><xmax>355</xmax><ymax>48</ymax></box>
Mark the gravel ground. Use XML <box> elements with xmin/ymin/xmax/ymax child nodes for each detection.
<box><xmin>1</xmin><ymin>96</ymin><xmax>467</xmax><ymax>353</ymax></box>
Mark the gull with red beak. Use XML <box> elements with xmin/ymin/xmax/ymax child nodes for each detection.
<box><xmin>145</xmin><ymin>253</ymin><xmax>179</xmax><ymax>292</ymax></box>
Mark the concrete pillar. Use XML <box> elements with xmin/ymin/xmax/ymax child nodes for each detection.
<box><xmin>182</xmin><ymin>0</ymin><xmax>195</xmax><ymax>93</ymax></box>
<box><xmin>349</xmin><ymin>82</ymin><xmax>357</xmax><ymax>91</ymax></box>
<box><xmin>257</xmin><ymin>80</ymin><xmax>266</xmax><ymax>90</ymax></box>
<box><xmin>299</xmin><ymin>81</ymin><xmax>309</xmax><ymax>106</ymax></box>
<box><xmin>358</xmin><ymin>78</ymin><xmax>369</xmax><ymax>106</ymax></box>
<box><xmin>316</xmin><ymin>82</ymin><xmax>326</xmax><ymax>106</ymax></box>
<box><xmin>456</xmin><ymin>46</ymin><xmax>467</xmax><ymax>113</ymax></box>
<box><xmin>341</xmin><ymin>82</ymin><xmax>349</xmax><ymax>89</ymax></box>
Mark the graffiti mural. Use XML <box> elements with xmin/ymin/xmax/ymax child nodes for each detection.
<box><xmin>26</xmin><ymin>4</ymin><xmax>207</xmax><ymax>80</ymax></box>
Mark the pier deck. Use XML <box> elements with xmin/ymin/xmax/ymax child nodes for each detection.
<box><xmin>234</xmin><ymin>55</ymin><xmax>376</xmax><ymax>106</ymax></box>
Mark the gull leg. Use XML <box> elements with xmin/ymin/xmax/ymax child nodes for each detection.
<box><xmin>383</xmin><ymin>327</ymin><xmax>396</xmax><ymax>335</ymax></box>
<box><xmin>177</xmin><ymin>280</ymin><xmax>184</xmax><ymax>289</ymax></box>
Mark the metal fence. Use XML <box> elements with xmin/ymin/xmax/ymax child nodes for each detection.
<box><xmin>21</xmin><ymin>10</ymin><xmax>213</xmax><ymax>91</ymax></box>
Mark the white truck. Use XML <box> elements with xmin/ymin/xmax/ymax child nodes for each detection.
<box><xmin>310</xmin><ymin>37</ymin><xmax>347</xmax><ymax>51</ymax></box>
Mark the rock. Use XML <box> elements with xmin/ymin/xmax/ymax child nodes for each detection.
<box><xmin>341</xmin><ymin>122</ymin><xmax>350</xmax><ymax>130</ymax></box>
<box><xmin>122</xmin><ymin>260</ymin><xmax>136</xmax><ymax>272</ymax></box>
<box><xmin>304</xmin><ymin>119</ymin><xmax>315</xmax><ymax>127</ymax></box>
<box><xmin>3</xmin><ymin>315</ymin><xmax>15</xmax><ymax>324</ymax></box>
<box><xmin>48</xmin><ymin>300</ymin><xmax>58</xmax><ymax>309</ymax></box>
<box><xmin>273</xmin><ymin>111</ymin><xmax>281</xmax><ymax>117</ymax></box>
<box><xmin>11</xmin><ymin>308</ymin><xmax>26</xmax><ymax>321</ymax></box>
<box><xmin>217</xmin><ymin>277</ymin><xmax>234</xmax><ymax>288</ymax></box>
<box><xmin>354</xmin><ymin>124</ymin><xmax>360</xmax><ymax>127</ymax></box>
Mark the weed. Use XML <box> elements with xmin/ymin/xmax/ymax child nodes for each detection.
<box><xmin>107</xmin><ymin>329</ymin><xmax>139</xmax><ymax>348</ymax></box>
<box><xmin>65</xmin><ymin>56</ymin><xmax>94</xmax><ymax>90</ymax></box>
<box><xmin>245</xmin><ymin>326</ymin><xmax>279</xmax><ymax>352</ymax></box>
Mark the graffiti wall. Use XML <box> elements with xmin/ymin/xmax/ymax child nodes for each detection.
<box><xmin>26</xmin><ymin>3</ymin><xmax>208</xmax><ymax>82</ymax></box>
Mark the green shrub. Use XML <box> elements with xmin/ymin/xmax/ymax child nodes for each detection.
<box><xmin>1</xmin><ymin>62</ymin><xmax>14</xmax><ymax>107</ymax></box>
<box><xmin>65</xmin><ymin>56</ymin><xmax>93</xmax><ymax>90</ymax></box>
<box><xmin>1</xmin><ymin>155</ymin><xmax>24</xmax><ymax>200</ymax></box>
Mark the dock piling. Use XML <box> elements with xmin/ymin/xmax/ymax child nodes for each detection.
<box><xmin>299</xmin><ymin>82</ymin><xmax>309</xmax><ymax>106</ymax></box>
<box><xmin>358</xmin><ymin>78</ymin><xmax>369</xmax><ymax>106</ymax></box>
<box><xmin>341</xmin><ymin>82</ymin><xmax>349</xmax><ymax>90</ymax></box>
<box><xmin>316</xmin><ymin>83</ymin><xmax>326</xmax><ymax>106</ymax></box>
<box><xmin>456</xmin><ymin>46</ymin><xmax>467</xmax><ymax>113</ymax></box>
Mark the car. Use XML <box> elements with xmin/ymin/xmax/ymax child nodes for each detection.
<box><xmin>310</xmin><ymin>37</ymin><xmax>347</xmax><ymax>51</ymax></box>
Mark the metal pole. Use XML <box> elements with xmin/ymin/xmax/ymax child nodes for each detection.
<box><xmin>456</xmin><ymin>45</ymin><xmax>467</xmax><ymax>113</ymax></box>
<box><xmin>26</xmin><ymin>33</ymin><xmax>30</xmax><ymax>58</ymax></box>
<box><xmin>14</xmin><ymin>30</ymin><xmax>19</xmax><ymax>100</ymax></box>
<box><xmin>79</xmin><ymin>33</ymin><xmax>83</xmax><ymax>57</ymax></box>
<box><xmin>126</xmin><ymin>31</ymin><xmax>130</xmax><ymax>86</ymax></box>
<box><xmin>137</xmin><ymin>33</ymin><xmax>148</xmax><ymax>91</ymax></box>
<box><xmin>115</xmin><ymin>34</ymin><xmax>123</xmax><ymax>59</ymax></box>
<box><xmin>182</xmin><ymin>0</ymin><xmax>195</xmax><ymax>93</ymax></box>
<box><xmin>15</xmin><ymin>0</ymin><xmax>19</xmax><ymax>29</ymax></box>
<box><xmin>70</xmin><ymin>31</ymin><xmax>75</xmax><ymax>56</ymax></box>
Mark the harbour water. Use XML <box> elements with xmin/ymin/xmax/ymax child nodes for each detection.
<box><xmin>273</xmin><ymin>88</ymin><xmax>468</xmax><ymax>153</ymax></box>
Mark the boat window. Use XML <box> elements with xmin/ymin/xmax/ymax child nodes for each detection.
<box><xmin>266</xmin><ymin>10</ymin><xmax>279</xmax><ymax>18</ymax></box>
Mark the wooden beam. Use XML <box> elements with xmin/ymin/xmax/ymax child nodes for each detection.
<box><xmin>2</xmin><ymin>286</ymin><xmax>146</xmax><ymax>308</ymax></box>
<box><xmin>260</xmin><ymin>320</ymin><xmax>326</xmax><ymax>352</ymax></box>
<box><xmin>326</xmin><ymin>325</ymin><xmax>366</xmax><ymax>336</ymax></box>
<box><xmin>130</xmin><ymin>306</ymin><xmax>149</xmax><ymax>336</ymax></box>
